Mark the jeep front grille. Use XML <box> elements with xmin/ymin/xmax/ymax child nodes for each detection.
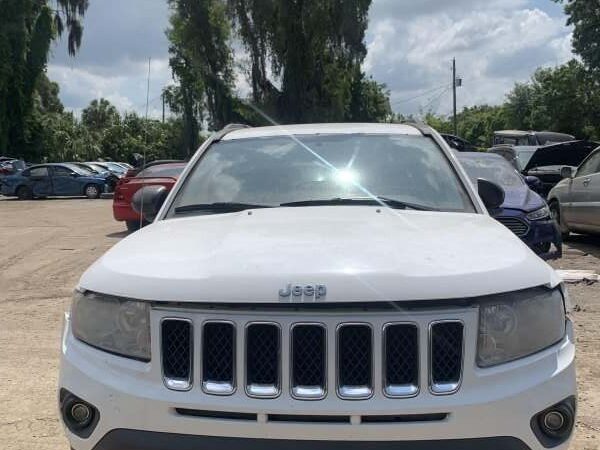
<box><xmin>160</xmin><ymin>314</ymin><xmax>465</xmax><ymax>400</ymax></box>
<box><xmin>430</xmin><ymin>321</ymin><xmax>464</xmax><ymax>395</ymax></box>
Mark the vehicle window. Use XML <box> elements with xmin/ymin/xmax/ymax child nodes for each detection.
<box><xmin>515</xmin><ymin>149</ymin><xmax>537</xmax><ymax>171</ymax></box>
<box><xmin>29</xmin><ymin>167</ymin><xmax>49</xmax><ymax>177</ymax></box>
<box><xmin>458</xmin><ymin>156</ymin><xmax>525</xmax><ymax>188</ymax></box>
<box><xmin>52</xmin><ymin>166</ymin><xmax>72</xmax><ymax>177</ymax></box>
<box><xmin>171</xmin><ymin>134</ymin><xmax>475</xmax><ymax>213</ymax></box>
<box><xmin>137</xmin><ymin>165</ymin><xmax>185</xmax><ymax>178</ymax></box>
<box><xmin>577</xmin><ymin>152</ymin><xmax>600</xmax><ymax>177</ymax></box>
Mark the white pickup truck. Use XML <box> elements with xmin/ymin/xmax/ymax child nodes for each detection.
<box><xmin>59</xmin><ymin>123</ymin><xmax>576</xmax><ymax>450</ymax></box>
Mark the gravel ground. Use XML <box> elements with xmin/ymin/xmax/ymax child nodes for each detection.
<box><xmin>0</xmin><ymin>197</ymin><xmax>598</xmax><ymax>450</ymax></box>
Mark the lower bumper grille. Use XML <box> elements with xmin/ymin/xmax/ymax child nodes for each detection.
<box><xmin>160</xmin><ymin>314</ymin><xmax>465</xmax><ymax>400</ymax></box>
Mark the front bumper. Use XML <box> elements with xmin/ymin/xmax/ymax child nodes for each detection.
<box><xmin>59</xmin><ymin>308</ymin><xmax>576</xmax><ymax>450</ymax></box>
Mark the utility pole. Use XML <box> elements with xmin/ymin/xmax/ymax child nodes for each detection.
<box><xmin>162</xmin><ymin>93</ymin><xmax>165</xmax><ymax>123</ymax></box>
<box><xmin>452</xmin><ymin>58</ymin><xmax>457</xmax><ymax>136</ymax></box>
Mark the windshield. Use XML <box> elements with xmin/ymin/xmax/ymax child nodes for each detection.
<box><xmin>515</xmin><ymin>149</ymin><xmax>537</xmax><ymax>170</ymax></box>
<box><xmin>170</xmin><ymin>134</ymin><xmax>474</xmax><ymax>214</ymax></box>
<box><xmin>64</xmin><ymin>164</ymin><xmax>95</xmax><ymax>176</ymax></box>
<box><xmin>458</xmin><ymin>155</ymin><xmax>525</xmax><ymax>188</ymax></box>
<box><xmin>103</xmin><ymin>162</ymin><xmax>127</xmax><ymax>174</ymax></box>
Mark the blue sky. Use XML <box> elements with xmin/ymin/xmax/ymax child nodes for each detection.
<box><xmin>48</xmin><ymin>0</ymin><xmax>573</xmax><ymax>120</ymax></box>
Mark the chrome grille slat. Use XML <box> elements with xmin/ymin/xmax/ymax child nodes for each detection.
<box><xmin>383</xmin><ymin>323</ymin><xmax>419</xmax><ymax>398</ymax></box>
<box><xmin>245</xmin><ymin>323</ymin><xmax>281</xmax><ymax>398</ymax></box>
<box><xmin>161</xmin><ymin>319</ymin><xmax>193</xmax><ymax>391</ymax></box>
<box><xmin>429</xmin><ymin>321</ymin><xmax>464</xmax><ymax>395</ymax></box>
<box><xmin>291</xmin><ymin>324</ymin><xmax>326</xmax><ymax>400</ymax></box>
<box><xmin>202</xmin><ymin>322</ymin><xmax>235</xmax><ymax>395</ymax></box>
<box><xmin>337</xmin><ymin>324</ymin><xmax>373</xmax><ymax>399</ymax></box>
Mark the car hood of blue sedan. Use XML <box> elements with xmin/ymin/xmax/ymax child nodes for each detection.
<box><xmin>502</xmin><ymin>185</ymin><xmax>546</xmax><ymax>213</ymax></box>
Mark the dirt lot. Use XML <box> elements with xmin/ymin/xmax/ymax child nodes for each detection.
<box><xmin>0</xmin><ymin>197</ymin><xmax>598</xmax><ymax>450</ymax></box>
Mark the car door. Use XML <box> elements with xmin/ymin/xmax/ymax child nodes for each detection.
<box><xmin>51</xmin><ymin>165</ymin><xmax>81</xmax><ymax>196</ymax></box>
<box><xmin>564</xmin><ymin>151</ymin><xmax>600</xmax><ymax>231</ymax></box>
<box><xmin>28</xmin><ymin>166</ymin><xmax>53</xmax><ymax>196</ymax></box>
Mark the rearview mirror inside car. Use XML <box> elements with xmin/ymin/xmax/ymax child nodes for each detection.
<box><xmin>131</xmin><ymin>185</ymin><xmax>169</xmax><ymax>222</ymax></box>
<box><xmin>477</xmin><ymin>178</ymin><xmax>505</xmax><ymax>210</ymax></box>
<box><xmin>560</xmin><ymin>166</ymin><xmax>573</xmax><ymax>179</ymax></box>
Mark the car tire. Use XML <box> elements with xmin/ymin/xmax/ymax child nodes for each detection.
<box><xmin>550</xmin><ymin>201</ymin><xmax>569</xmax><ymax>240</ymax></box>
<box><xmin>16</xmin><ymin>186</ymin><xmax>33</xmax><ymax>200</ymax></box>
<box><xmin>84</xmin><ymin>184</ymin><xmax>101</xmax><ymax>199</ymax></box>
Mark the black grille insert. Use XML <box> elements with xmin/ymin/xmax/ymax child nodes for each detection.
<box><xmin>430</xmin><ymin>322</ymin><xmax>463</xmax><ymax>393</ymax></box>
<box><xmin>384</xmin><ymin>324</ymin><xmax>419</xmax><ymax>396</ymax></box>
<box><xmin>497</xmin><ymin>217</ymin><xmax>529</xmax><ymax>237</ymax></box>
<box><xmin>161</xmin><ymin>319</ymin><xmax>192</xmax><ymax>389</ymax></box>
<box><xmin>202</xmin><ymin>322</ymin><xmax>235</xmax><ymax>393</ymax></box>
<box><xmin>337</xmin><ymin>324</ymin><xmax>372</xmax><ymax>398</ymax></box>
<box><xmin>246</xmin><ymin>323</ymin><xmax>280</xmax><ymax>396</ymax></box>
<box><xmin>291</xmin><ymin>325</ymin><xmax>326</xmax><ymax>397</ymax></box>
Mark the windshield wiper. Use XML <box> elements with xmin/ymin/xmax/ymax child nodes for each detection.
<box><xmin>174</xmin><ymin>202</ymin><xmax>275</xmax><ymax>214</ymax></box>
<box><xmin>280</xmin><ymin>197</ymin><xmax>438</xmax><ymax>211</ymax></box>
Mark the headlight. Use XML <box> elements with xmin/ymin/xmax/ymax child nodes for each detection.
<box><xmin>477</xmin><ymin>288</ymin><xmax>565</xmax><ymax>367</ymax></box>
<box><xmin>527</xmin><ymin>206</ymin><xmax>551</xmax><ymax>221</ymax></box>
<box><xmin>71</xmin><ymin>290</ymin><xmax>151</xmax><ymax>361</ymax></box>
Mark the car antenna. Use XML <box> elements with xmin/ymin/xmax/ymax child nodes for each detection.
<box><xmin>139</xmin><ymin>57</ymin><xmax>152</xmax><ymax>230</ymax></box>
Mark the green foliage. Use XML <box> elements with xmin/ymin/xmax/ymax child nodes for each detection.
<box><xmin>555</xmin><ymin>0</ymin><xmax>600</xmax><ymax>72</ymax></box>
<box><xmin>0</xmin><ymin>0</ymin><xmax>88</xmax><ymax>160</ymax></box>
<box><xmin>82</xmin><ymin>98</ymin><xmax>120</xmax><ymax>132</ymax></box>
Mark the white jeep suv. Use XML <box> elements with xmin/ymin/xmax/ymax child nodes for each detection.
<box><xmin>59</xmin><ymin>123</ymin><xmax>576</xmax><ymax>450</ymax></box>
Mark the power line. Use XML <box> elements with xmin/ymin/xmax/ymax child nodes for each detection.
<box><xmin>390</xmin><ymin>83</ymin><xmax>451</xmax><ymax>106</ymax></box>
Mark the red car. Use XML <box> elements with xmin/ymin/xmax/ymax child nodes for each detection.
<box><xmin>113</xmin><ymin>163</ymin><xmax>186</xmax><ymax>231</ymax></box>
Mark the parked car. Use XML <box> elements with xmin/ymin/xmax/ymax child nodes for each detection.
<box><xmin>113</xmin><ymin>162</ymin><xmax>186</xmax><ymax>231</ymax></box>
<box><xmin>0</xmin><ymin>163</ymin><xmax>108</xmax><ymax>199</ymax></box>
<box><xmin>71</xmin><ymin>162</ymin><xmax>119</xmax><ymax>192</ymax></box>
<box><xmin>489</xmin><ymin>141</ymin><xmax>597</xmax><ymax>197</ymax></box>
<box><xmin>88</xmin><ymin>161</ymin><xmax>127</xmax><ymax>178</ymax></box>
<box><xmin>457</xmin><ymin>152</ymin><xmax>561</xmax><ymax>258</ymax></box>
<box><xmin>493</xmin><ymin>130</ymin><xmax>575</xmax><ymax>146</ymax></box>
<box><xmin>0</xmin><ymin>159</ymin><xmax>25</xmax><ymax>176</ymax></box>
<box><xmin>124</xmin><ymin>159</ymin><xmax>185</xmax><ymax>178</ymax></box>
<box><xmin>60</xmin><ymin>123</ymin><xmax>575</xmax><ymax>450</ymax></box>
<box><xmin>548</xmin><ymin>147</ymin><xmax>600</xmax><ymax>238</ymax></box>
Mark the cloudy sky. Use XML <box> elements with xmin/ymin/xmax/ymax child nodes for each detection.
<box><xmin>48</xmin><ymin>0</ymin><xmax>573</xmax><ymax>120</ymax></box>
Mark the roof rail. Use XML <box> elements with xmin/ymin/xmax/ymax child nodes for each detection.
<box><xmin>403</xmin><ymin>121</ymin><xmax>433</xmax><ymax>136</ymax></box>
<box><xmin>213</xmin><ymin>123</ymin><xmax>251</xmax><ymax>141</ymax></box>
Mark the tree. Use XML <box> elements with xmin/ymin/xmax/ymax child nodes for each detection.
<box><xmin>555</xmin><ymin>0</ymin><xmax>600</xmax><ymax>72</ymax></box>
<box><xmin>81</xmin><ymin>98</ymin><xmax>120</xmax><ymax>132</ymax></box>
<box><xmin>0</xmin><ymin>0</ymin><xmax>88</xmax><ymax>159</ymax></box>
<box><xmin>227</xmin><ymin>0</ymin><xmax>388</xmax><ymax>124</ymax></box>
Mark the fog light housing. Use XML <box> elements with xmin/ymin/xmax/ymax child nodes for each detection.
<box><xmin>531</xmin><ymin>397</ymin><xmax>576</xmax><ymax>448</ymax></box>
<box><xmin>60</xmin><ymin>389</ymin><xmax>100</xmax><ymax>439</ymax></box>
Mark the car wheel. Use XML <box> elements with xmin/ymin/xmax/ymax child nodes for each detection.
<box><xmin>550</xmin><ymin>201</ymin><xmax>569</xmax><ymax>240</ymax></box>
<box><xmin>84</xmin><ymin>184</ymin><xmax>101</xmax><ymax>199</ymax></box>
<box><xmin>16</xmin><ymin>186</ymin><xmax>33</xmax><ymax>200</ymax></box>
<box><xmin>533</xmin><ymin>242</ymin><xmax>552</xmax><ymax>255</ymax></box>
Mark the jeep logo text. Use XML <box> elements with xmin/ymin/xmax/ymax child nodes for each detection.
<box><xmin>278</xmin><ymin>284</ymin><xmax>327</xmax><ymax>301</ymax></box>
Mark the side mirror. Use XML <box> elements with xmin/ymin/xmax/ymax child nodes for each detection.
<box><xmin>525</xmin><ymin>175</ymin><xmax>543</xmax><ymax>192</ymax></box>
<box><xmin>70</xmin><ymin>172</ymin><xmax>79</xmax><ymax>178</ymax></box>
<box><xmin>131</xmin><ymin>185</ymin><xmax>168</xmax><ymax>222</ymax></box>
<box><xmin>478</xmin><ymin>178</ymin><xmax>505</xmax><ymax>210</ymax></box>
<box><xmin>560</xmin><ymin>166</ymin><xmax>574</xmax><ymax>179</ymax></box>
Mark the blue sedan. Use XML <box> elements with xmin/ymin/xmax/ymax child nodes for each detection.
<box><xmin>0</xmin><ymin>163</ymin><xmax>109</xmax><ymax>200</ymax></box>
<box><xmin>457</xmin><ymin>152</ymin><xmax>562</xmax><ymax>259</ymax></box>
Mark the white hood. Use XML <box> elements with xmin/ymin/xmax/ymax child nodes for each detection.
<box><xmin>80</xmin><ymin>206</ymin><xmax>558</xmax><ymax>303</ymax></box>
